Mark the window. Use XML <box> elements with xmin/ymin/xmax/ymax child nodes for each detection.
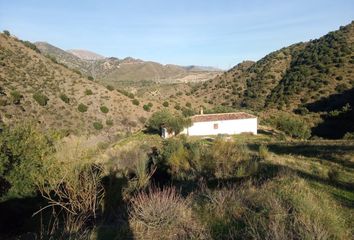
<box><xmin>213</xmin><ymin>123</ymin><xmax>218</xmax><ymax>129</ymax></box>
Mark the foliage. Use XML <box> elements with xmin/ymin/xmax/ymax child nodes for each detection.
<box><xmin>132</xmin><ymin>99</ymin><xmax>140</xmax><ymax>106</ymax></box>
<box><xmin>106</xmin><ymin>119</ymin><xmax>113</xmax><ymax>126</ymax></box>
<box><xmin>100</xmin><ymin>106</ymin><xmax>109</xmax><ymax>113</ymax></box>
<box><xmin>267</xmin><ymin>114</ymin><xmax>311</xmax><ymax>139</ymax></box>
<box><xmin>143</xmin><ymin>104</ymin><xmax>151</xmax><ymax>112</ymax></box>
<box><xmin>87</xmin><ymin>76</ymin><xmax>94</xmax><ymax>81</ymax></box>
<box><xmin>146</xmin><ymin>110</ymin><xmax>191</xmax><ymax>134</ymax></box>
<box><xmin>0</xmin><ymin>124</ymin><xmax>54</xmax><ymax>200</ymax></box>
<box><xmin>258</xmin><ymin>144</ymin><xmax>269</xmax><ymax>160</ymax></box>
<box><xmin>162</xmin><ymin>101</ymin><xmax>169</xmax><ymax>107</ymax></box>
<box><xmin>10</xmin><ymin>90</ymin><xmax>22</xmax><ymax>104</ymax></box>
<box><xmin>117</xmin><ymin>89</ymin><xmax>134</xmax><ymax>99</ymax></box>
<box><xmin>59</xmin><ymin>93</ymin><xmax>70</xmax><ymax>104</ymax></box>
<box><xmin>93</xmin><ymin>122</ymin><xmax>103</xmax><ymax>130</ymax></box>
<box><xmin>84</xmin><ymin>89</ymin><xmax>93</xmax><ymax>95</ymax></box>
<box><xmin>181</xmin><ymin>107</ymin><xmax>195</xmax><ymax>117</ymax></box>
<box><xmin>78</xmin><ymin>103</ymin><xmax>88</xmax><ymax>112</ymax></box>
<box><xmin>106</xmin><ymin>85</ymin><xmax>114</xmax><ymax>91</ymax></box>
<box><xmin>33</xmin><ymin>92</ymin><xmax>49</xmax><ymax>106</ymax></box>
<box><xmin>3</xmin><ymin>30</ymin><xmax>10</xmax><ymax>36</ymax></box>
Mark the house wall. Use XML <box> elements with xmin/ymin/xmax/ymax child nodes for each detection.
<box><xmin>182</xmin><ymin>118</ymin><xmax>257</xmax><ymax>136</ymax></box>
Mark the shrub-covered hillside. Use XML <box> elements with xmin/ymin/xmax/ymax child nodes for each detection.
<box><xmin>0</xmin><ymin>33</ymin><xmax>155</xmax><ymax>134</ymax></box>
<box><xmin>194</xmin><ymin>22</ymin><xmax>353</xmax><ymax>112</ymax></box>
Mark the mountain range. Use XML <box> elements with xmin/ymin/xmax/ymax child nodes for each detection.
<box><xmin>34</xmin><ymin>42</ymin><xmax>222</xmax><ymax>87</ymax></box>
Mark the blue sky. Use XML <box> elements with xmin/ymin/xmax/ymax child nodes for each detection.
<box><xmin>0</xmin><ymin>0</ymin><xmax>353</xmax><ymax>69</ymax></box>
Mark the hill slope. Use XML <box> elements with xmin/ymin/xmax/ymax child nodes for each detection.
<box><xmin>67</xmin><ymin>49</ymin><xmax>105</xmax><ymax>60</ymax></box>
<box><xmin>35</xmin><ymin>42</ymin><xmax>222</xmax><ymax>87</ymax></box>
<box><xmin>0</xmin><ymin>34</ymin><xmax>155</xmax><ymax>135</ymax></box>
<box><xmin>193</xmin><ymin>22</ymin><xmax>354</xmax><ymax>138</ymax></box>
<box><xmin>195</xmin><ymin>22</ymin><xmax>353</xmax><ymax>111</ymax></box>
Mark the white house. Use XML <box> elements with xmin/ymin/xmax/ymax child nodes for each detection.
<box><xmin>162</xmin><ymin>112</ymin><xmax>257</xmax><ymax>138</ymax></box>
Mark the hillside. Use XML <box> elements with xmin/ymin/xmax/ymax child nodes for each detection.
<box><xmin>35</xmin><ymin>42</ymin><xmax>222</xmax><ymax>87</ymax></box>
<box><xmin>0</xmin><ymin>33</ymin><xmax>157</xmax><ymax>135</ymax></box>
<box><xmin>193</xmin><ymin>22</ymin><xmax>354</xmax><ymax>138</ymax></box>
<box><xmin>67</xmin><ymin>49</ymin><xmax>105</xmax><ymax>60</ymax></box>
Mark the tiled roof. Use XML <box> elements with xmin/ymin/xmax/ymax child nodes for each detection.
<box><xmin>191</xmin><ymin>112</ymin><xmax>256</xmax><ymax>122</ymax></box>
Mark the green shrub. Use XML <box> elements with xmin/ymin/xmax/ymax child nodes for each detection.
<box><xmin>106</xmin><ymin>85</ymin><xmax>114</xmax><ymax>91</ymax></box>
<box><xmin>93</xmin><ymin>122</ymin><xmax>103</xmax><ymax>130</ymax></box>
<box><xmin>181</xmin><ymin>107</ymin><xmax>195</xmax><ymax>117</ymax></box>
<box><xmin>269</xmin><ymin>114</ymin><xmax>311</xmax><ymax>139</ymax></box>
<box><xmin>258</xmin><ymin>144</ymin><xmax>269</xmax><ymax>160</ymax></box>
<box><xmin>78</xmin><ymin>103</ymin><xmax>88</xmax><ymax>112</ymax></box>
<box><xmin>87</xmin><ymin>76</ymin><xmax>94</xmax><ymax>81</ymax></box>
<box><xmin>0</xmin><ymin>124</ymin><xmax>54</xmax><ymax>200</ymax></box>
<box><xmin>33</xmin><ymin>92</ymin><xmax>49</xmax><ymax>106</ymax></box>
<box><xmin>59</xmin><ymin>93</ymin><xmax>70</xmax><ymax>104</ymax></box>
<box><xmin>147</xmin><ymin>110</ymin><xmax>191</xmax><ymax>134</ymax></box>
<box><xmin>100</xmin><ymin>106</ymin><xmax>109</xmax><ymax>113</ymax></box>
<box><xmin>162</xmin><ymin>101</ymin><xmax>169</xmax><ymax>107</ymax></box>
<box><xmin>106</xmin><ymin>119</ymin><xmax>113</xmax><ymax>126</ymax></box>
<box><xmin>85</xmin><ymin>89</ymin><xmax>93</xmax><ymax>95</ymax></box>
<box><xmin>185</xmin><ymin>102</ymin><xmax>192</xmax><ymax>108</ymax></box>
<box><xmin>10</xmin><ymin>90</ymin><xmax>22</xmax><ymax>104</ymax></box>
<box><xmin>132</xmin><ymin>99</ymin><xmax>140</xmax><ymax>106</ymax></box>
<box><xmin>174</xmin><ymin>104</ymin><xmax>181</xmax><ymax>110</ymax></box>
<box><xmin>143</xmin><ymin>104</ymin><xmax>151</xmax><ymax>112</ymax></box>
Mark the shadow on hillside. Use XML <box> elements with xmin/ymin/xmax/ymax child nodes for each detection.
<box><xmin>97</xmin><ymin>171</ymin><xmax>133</xmax><ymax>240</ymax></box>
<box><xmin>266</xmin><ymin>143</ymin><xmax>354</xmax><ymax>169</ymax></box>
<box><xmin>305</xmin><ymin>87</ymin><xmax>354</xmax><ymax>139</ymax></box>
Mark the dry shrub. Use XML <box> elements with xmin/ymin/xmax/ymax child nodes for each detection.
<box><xmin>129</xmin><ymin>186</ymin><xmax>208</xmax><ymax>239</ymax></box>
<box><xmin>210</xmin><ymin>139</ymin><xmax>250</xmax><ymax>178</ymax></box>
<box><xmin>197</xmin><ymin>173</ymin><xmax>350</xmax><ymax>240</ymax></box>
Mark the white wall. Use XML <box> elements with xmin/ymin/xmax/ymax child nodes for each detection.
<box><xmin>182</xmin><ymin>118</ymin><xmax>257</xmax><ymax>136</ymax></box>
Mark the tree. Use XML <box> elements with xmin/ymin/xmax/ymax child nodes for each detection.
<box><xmin>3</xmin><ymin>30</ymin><xmax>10</xmax><ymax>37</ymax></box>
<box><xmin>147</xmin><ymin>110</ymin><xmax>191</xmax><ymax>134</ymax></box>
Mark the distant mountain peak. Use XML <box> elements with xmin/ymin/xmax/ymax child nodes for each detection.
<box><xmin>67</xmin><ymin>49</ymin><xmax>105</xmax><ymax>60</ymax></box>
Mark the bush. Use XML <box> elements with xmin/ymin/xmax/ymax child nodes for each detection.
<box><xmin>0</xmin><ymin>124</ymin><xmax>54</xmax><ymax>200</ymax></box>
<box><xmin>33</xmin><ymin>92</ymin><xmax>49</xmax><ymax>106</ymax></box>
<box><xmin>181</xmin><ymin>107</ymin><xmax>195</xmax><ymax>117</ymax></box>
<box><xmin>269</xmin><ymin>114</ymin><xmax>311</xmax><ymax>139</ymax></box>
<box><xmin>59</xmin><ymin>93</ymin><xmax>70</xmax><ymax>103</ymax></box>
<box><xmin>210</xmin><ymin>139</ymin><xmax>250</xmax><ymax>178</ymax></box>
<box><xmin>258</xmin><ymin>144</ymin><xmax>269</xmax><ymax>160</ymax></box>
<box><xmin>93</xmin><ymin>122</ymin><xmax>103</xmax><ymax>130</ymax></box>
<box><xmin>10</xmin><ymin>90</ymin><xmax>22</xmax><ymax>104</ymax></box>
<box><xmin>100</xmin><ymin>106</ymin><xmax>109</xmax><ymax>113</ymax></box>
<box><xmin>162</xmin><ymin>101</ymin><xmax>169</xmax><ymax>107</ymax></box>
<box><xmin>85</xmin><ymin>89</ymin><xmax>93</xmax><ymax>95</ymax></box>
<box><xmin>106</xmin><ymin>85</ymin><xmax>114</xmax><ymax>91</ymax></box>
<box><xmin>327</xmin><ymin>168</ymin><xmax>340</xmax><ymax>182</ymax></box>
<box><xmin>143</xmin><ymin>104</ymin><xmax>151</xmax><ymax>112</ymax></box>
<box><xmin>87</xmin><ymin>76</ymin><xmax>94</xmax><ymax>81</ymax></box>
<box><xmin>106</xmin><ymin>119</ymin><xmax>113</xmax><ymax>126</ymax></box>
<box><xmin>129</xmin><ymin>187</ymin><xmax>204</xmax><ymax>239</ymax></box>
<box><xmin>174</xmin><ymin>104</ymin><xmax>181</xmax><ymax>110</ymax></box>
<box><xmin>199</xmin><ymin>175</ymin><xmax>349</xmax><ymax>239</ymax></box>
<box><xmin>185</xmin><ymin>102</ymin><xmax>192</xmax><ymax>108</ymax></box>
<box><xmin>78</xmin><ymin>103</ymin><xmax>88</xmax><ymax>112</ymax></box>
<box><xmin>3</xmin><ymin>30</ymin><xmax>10</xmax><ymax>36</ymax></box>
<box><xmin>132</xmin><ymin>99</ymin><xmax>140</xmax><ymax>106</ymax></box>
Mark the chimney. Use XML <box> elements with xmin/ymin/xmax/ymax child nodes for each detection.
<box><xmin>200</xmin><ymin>107</ymin><xmax>204</xmax><ymax>115</ymax></box>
